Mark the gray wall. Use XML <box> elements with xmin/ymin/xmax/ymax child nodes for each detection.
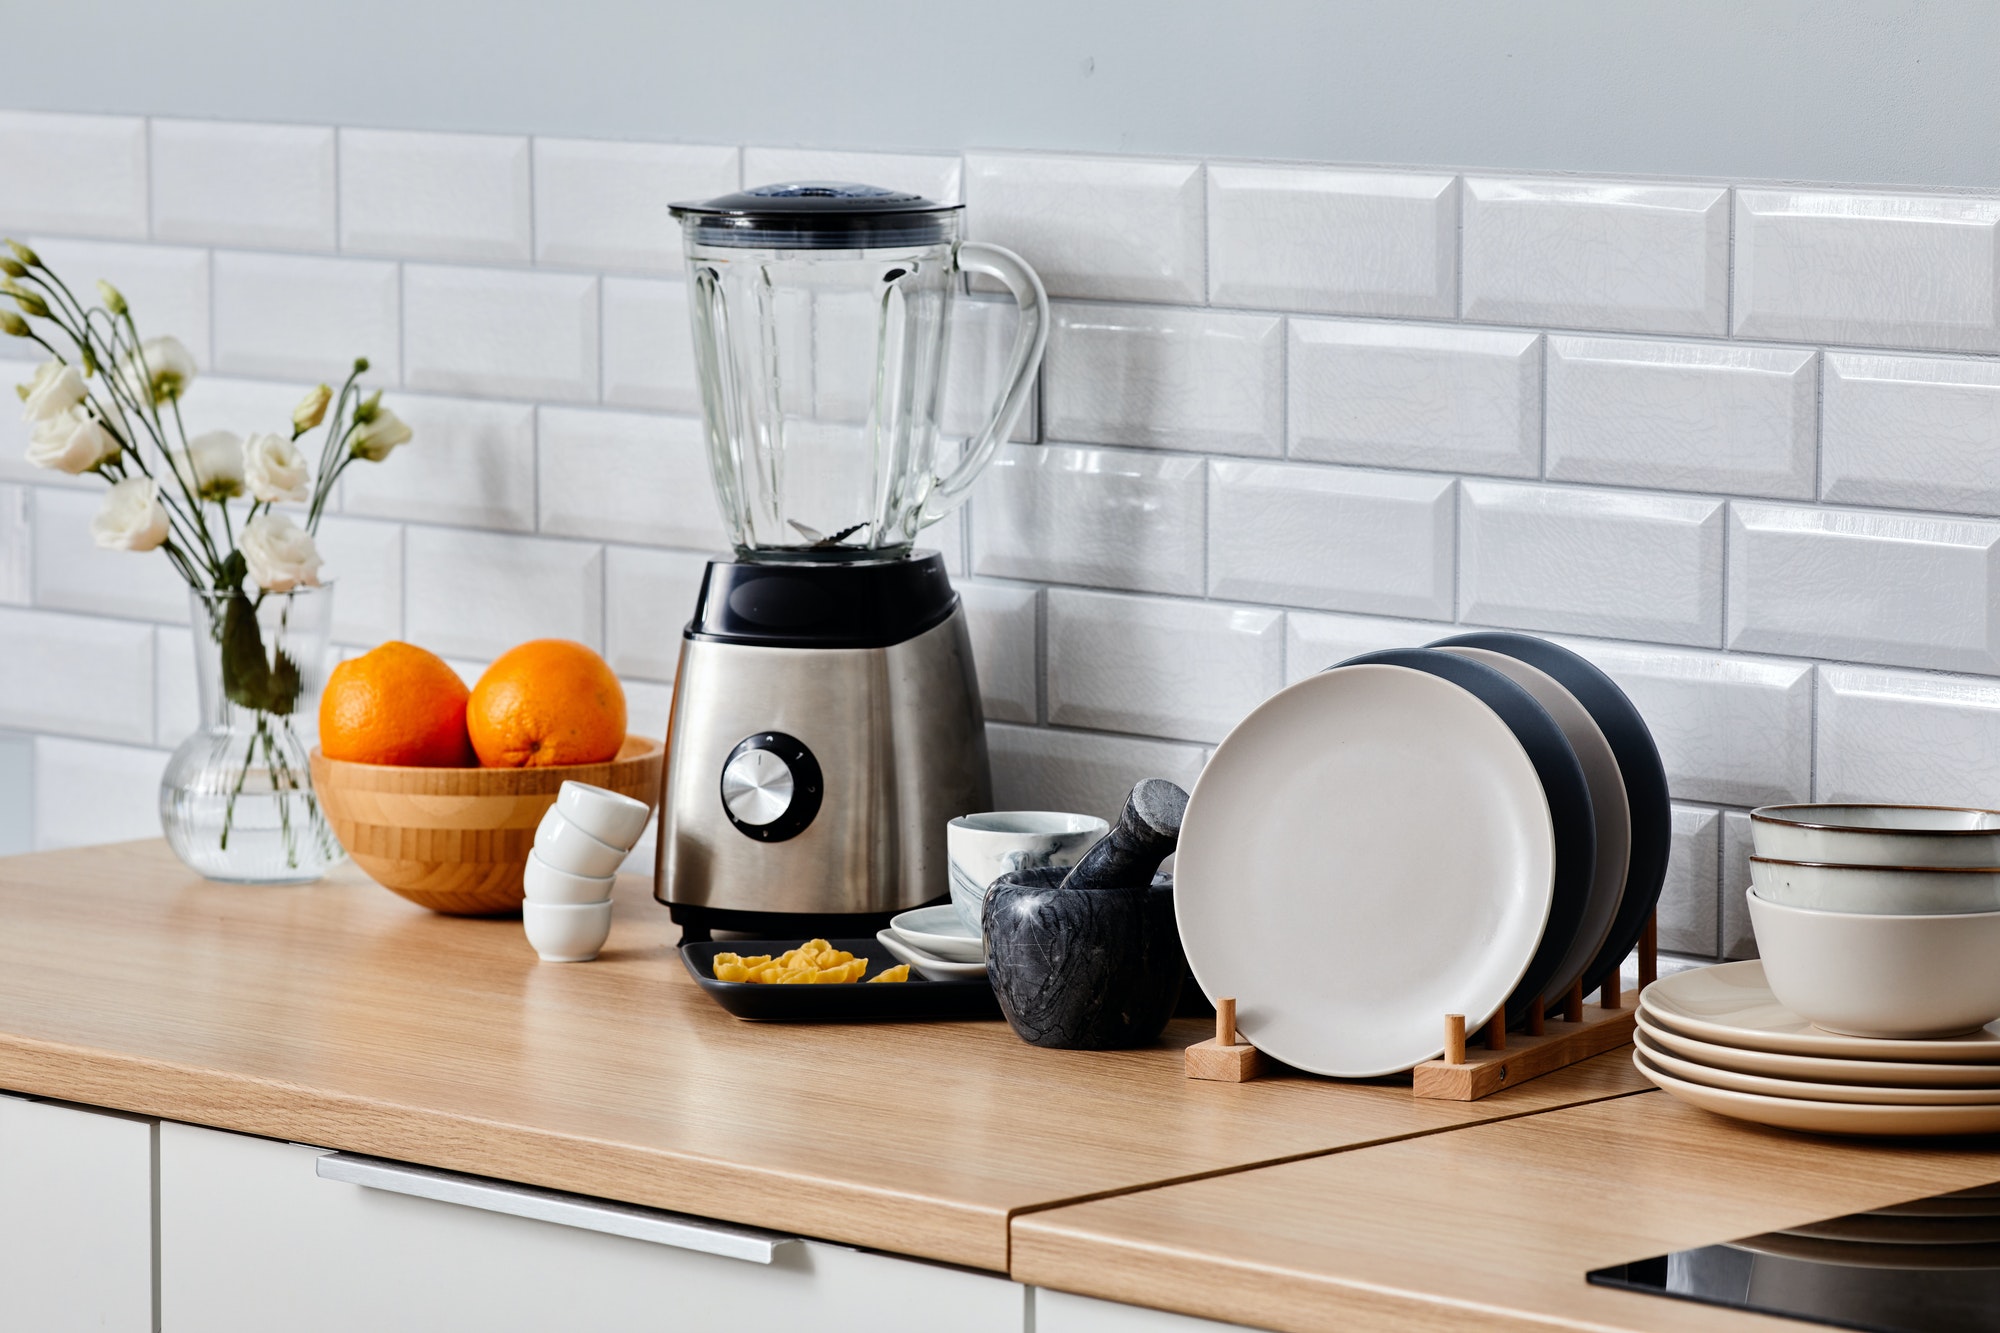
<box><xmin>4</xmin><ymin>0</ymin><xmax>1998</xmax><ymax>189</ymax></box>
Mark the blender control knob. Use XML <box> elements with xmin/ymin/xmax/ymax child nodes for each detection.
<box><xmin>718</xmin><ymin>732</ymin><xmax>822</xmax><ymax>842</ymax></box>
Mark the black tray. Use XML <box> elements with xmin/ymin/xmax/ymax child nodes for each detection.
<box><xmin>680</xmin><ymin>938</ymin><xmax>1002</xmax><ymax>1021</ymax></box>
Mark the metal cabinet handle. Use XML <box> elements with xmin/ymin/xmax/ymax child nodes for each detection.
<box><xmin>315</xmin><ymin>1152</ymin><xmax>798</xmax><ymax>1264</ymax></box>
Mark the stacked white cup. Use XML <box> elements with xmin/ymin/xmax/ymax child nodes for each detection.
<box><xmin>522</xmin><ymin>782</ymin><xmax>654</xmax><ymax>962</ymax></box>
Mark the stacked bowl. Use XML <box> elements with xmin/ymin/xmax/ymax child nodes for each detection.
<box><xmin>521</xmin><ymin>782</ymin><xmax>653</xmax><ymax>962</ymax></box>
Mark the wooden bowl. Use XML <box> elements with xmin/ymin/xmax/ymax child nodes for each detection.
<box><xmin>309</xmin><ymin>735</ymin><xmax>664</xmax><ymax>916</ymax></box>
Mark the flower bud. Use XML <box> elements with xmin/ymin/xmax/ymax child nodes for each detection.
<box><xmin>0</xmin><ymin>258</ymin><xmax>25</xmax><ymax>279</ymax></box>
<box><xmin>0</xmin><ymin>310</ymin><xmax>28</xmax><ymax>338</ymax></box>
<box><xmin>353</xmin><ymin>389</ymin><xmax>382</xmax><ymax>423</ymax></box>
<box><xmin>95</xmin><ymin>280</ymin><xmax>127</xmax><ymax>316</ymax></box>
<box><xmin>352</xmin><ymin>356</ymin><xmax>370</xmax><ymax>374</ymax></box>
<box><xmin>291</xmin><ymin>383</ymin><xmax>332</xmax><ymax>434</ymax></box>
<box><xmin>5</xmin><ymin>240</ymin><xmax>40</xmax><ymax>268</ymax></box>
<box><xmin>5</xmin><ymin>286</ymin><xmax>48</xmax><ymax>319</ymax></box>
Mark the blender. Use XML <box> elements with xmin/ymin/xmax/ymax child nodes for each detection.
<box><xmin>656</xmin><ymin>182</ymin><xmax>1048</xmax><ymax>940</ymax></box>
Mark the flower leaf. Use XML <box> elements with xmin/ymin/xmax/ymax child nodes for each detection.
<box><xmin>219</xmin><ymin>593</ymin><xmax>273</xmax><ymax>712</ymax></box>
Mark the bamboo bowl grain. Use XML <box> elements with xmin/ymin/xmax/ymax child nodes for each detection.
<box><xmin>309</xmin><ymin>735</ymin><xmax>664</xmax><ymax>916</ymax></box>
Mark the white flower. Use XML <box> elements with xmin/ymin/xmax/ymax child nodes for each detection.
<box><xmin>115</xmin><ymin>335</ymin><xmax>197</xmax><ymax>405</ymax></box>
<box><xmin>90</xmin><ymin>476</ymin><xmax>171</xmax><ymax>552</ymax></box>
<box><xmin>25</xmin><ymin>405</ymin><xmax>117</xmax><ymax>474</ymax></box>
<box><xmin>238</xmin><ymin>511</ymin><xmax>322</xmax><ymax>592</ymax></box>
<box><xmin>243</xmin><ymin>431</ymin><xmax>310</xmax><ymax>504</ymax></box>
<box><xmin>19</xmin><ymin>360</ymin><xmax>85</xmax><ymax>422</ymax></box>
<box><xmin>171</xmin><ymin>430</ymin><xmax>245</xmax><ymax>502</ymax></box>
<box><xmin>349</xmin><ymin>407</ymin><xmax>411</xmax><ymax>461</ymax></box>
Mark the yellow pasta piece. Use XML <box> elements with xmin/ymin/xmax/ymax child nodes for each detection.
<box><xmin>868</xmin><ymin>964</ymin><xmax>911</xmax><ymax>984</ymax></box>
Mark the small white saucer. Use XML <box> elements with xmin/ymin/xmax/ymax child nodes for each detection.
<box><xmin>888</xmin><ymin>905</ymin><xmax>983</xmax><ymax>963</ymax></box>
<box><xmin>876</xmin><ymin>930</ymin><xmax>986</xmax><ymax>981</ymax></box>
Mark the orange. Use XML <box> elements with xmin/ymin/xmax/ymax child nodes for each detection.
<box><xmin>467</xmin><ymin>639</ymin><xmax>626</xmax><ymax>768</ymax></box>
<box><xmin>319</xmin><ymin>642</ymin><xmax>474</xmax><ymax>767</ymax></box>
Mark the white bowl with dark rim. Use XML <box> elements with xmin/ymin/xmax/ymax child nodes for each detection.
<box><xmin>1750</xmin><ymin>857</ymin><xmax>2000</xmax><ymax>915</ymax></box>
<box><xmin>1750</xmin><ymin>803</ymin><xmax>2000</xmax><ymax>867</ymax></box>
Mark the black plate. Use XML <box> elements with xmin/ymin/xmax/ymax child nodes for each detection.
<box><xmin>1337</xmin><ymin>649</ymin><xmax>1595</xmax><ymax>1022</ymax></box>
<box><xmin>1429</xmin><ymin>631</ymin><xmax>1670</xmax><ymax>995</ymax></box>
<box><xmin>680</xmin><ymin>938</ymin><xmax>1002</xmax><ymax>1021</ymax></box>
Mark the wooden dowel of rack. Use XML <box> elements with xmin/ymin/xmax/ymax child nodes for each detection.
<box><xmin>1600</xmin><ymin>963</ymin><xmax>1622</xmax><ymax>1010</ymax></box>
<box><xmin>1217</xmin><ymin>996</ymin><xmax>1237</xmax><ymax>1047</ymax></box>
<box><xmin>1185</xmin><ymin>996</ymin><xmax>1267</xmax><ymax>1082</ymax></box>
<box><xmin>1484</xmin><ymin>1010</ymin><xmax>1506</xmax><ymax>1051</ymax></box>
<box><xmin>1526</xmin><ymin>997</ymin><xmax>1544</xmax><ymax>1037</ymax></box>
<box><xmin>1444</xmin><ymin>1014</ymin><xmax>1466</xmax><ymax>1065</ymax></box>
<box><xmin>1639</xmin><ymin>913</ymin><xmax>1659</xmax><ymax>991</ymax></box>
<box><xmin>1564</xmin><ymin>978</ymin><xmax>1583</xmax><ymax>1024</ymax></box>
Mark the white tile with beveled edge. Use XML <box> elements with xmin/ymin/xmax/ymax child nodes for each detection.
<box><xmin>603</xmin><ymin>544</ymin><xmax>711</xmax><ymax>682</ymax></box>
<box><xmin>533</xmin><ymin>139</ymin><xmax>738</xmax><ymax>273</ymax></box>
<box><xmin>1721</xmin><ymin>810</ymin><xmax>1757</xmax><ymax>960</ymax></box>
<box><xmin>404</xmin><ymin>266</ymin><xmax>597</xmax><ymax>402</ymax></box>
<box><xmin>28</xmin><ymin>239</ymin><xmax>212</xmax><ymax>369</ymax></box>
<box><xmin>1659</xmin><ymin>805</ymin><xmax>1721</xmax><ymax>958</ymax></box>
<box><xmin>1460</xmin><ymin>481</ymin><xmax>1725</xmax><ymax>646</ymax></box>
<box><xmin>0</xmin><ymin>606</ymin><xmax>152</xmax><ymax>744</ymax></box>
<box><xmin>1043</xmin><ymin>304</ymin><xmax>1280</xmax><ymax>456</ymax></box>
<box><xmin>0</xmin><ymin>484</ymin><xmax>25</xmax><ymax>605</ymax></box>
<box><xmin>1734</xmin><ymin>189</ymin><xmax>2000</xmax><ymax>352</ymax></box>
<box><xmin>32</xmin><ymin>487</ymin><xmax>188</xmax><ymax>624</ymax></box>
<box><xmin>312</xmin><ymin>515</ymin><xmax>402</xmax><ymax>649</ymax></box>
<box><xmin>342</xmin><ymin>395</ymin><xmax>534</xmax><ymax>531</ymax></box>
<box><xmin>963</xmin><ymin>153</ymin><xmax>1203</xmax><ymax>303</ymax></box>
<box><xmin>601</xmin><ymin>278</ymin><xmax>699</xmax><ymax>414</ymax></box>
<box><xmin>1822</xmin><ymin>352</ymin><xmax>2000</xmax><ymax>514</ymax></box>
<box><xmin>943</xmin><ymin>297</ymin><xmax>1038</xmax><ymax>444</ymax></box>
<box><xmin>1816</xmin><ymin>665</ymin><xmax>2000</xmax><ymax>808</ymax></box>
<box><xmin>0</xmin><ymin>112</ymin><xmax>146</xmax><ymax>240</ymax></box>
<box><xmin>1727</xmin><ymin>502</ymin><xmax>2000</xmax><ymax>673</ymax></box>
<box><xmin>1282</xmin><ymin>611</ymin><xmax>1448</xmax><ymax>684</ymax></box>
<box><xmin>1555</xmin><ymin>637</ymin><xmax>1813</xmax><ymax>807</ymax></box>
<box><xmin>32</xmin><ymin>735</ymin><xmax>169</xmax><ymax>851</ymax></box>
<box><xmin>1461</xmin><ymin>177</ymin><xmax>1730</xmax><ymax>335</ymax></box>
<box><xmin>339</xmin><ymin>129</ymin><xmax>530</xmax><ymax>263</ymax></box>
<box><xmin>741</xmin><ymin>148</ymin><xmax>960</xmax><ymax>205</ymax></box>
<box><xmin>213</xmin><ymin>253</ymin><xmax>400</xmax><ymax>385</ymax></box>
<box><xmin>1208</xmin><ymin>461</ymin><xmax>1453</xmax><ymax>618</ymax></box>
<box><xmin>153</xmin><ymin>625</ymin><xmax>197</xmax><ymax>749</ymax></box>
<box><xmin>151</xmin><ymin>120</ymin><xmax>337</xmax><ymax>251</ymax></box>
<box><xmin>959</xmin><ymin>580</ymin><xmax>1039</xmax><ymax>725</ymax></box>
<box><xmin>1545</xmin><ymin>337</ymin><xmax>1818</xmax><ymax>499</ymax></box>
<box><xmin>1207</xmin><ymin>165</ymin><xmax>1455</xmax><ymax>317</ymax></box>
<box><xmin>986</xmin><ymin>722</ymin><xmax>1207</xmax><ymax>819</ymax></box>
<box><xmin>538</xmin><ymin>407</ymin><xmax>729</xmax><ymax>550</ymax></box>
<box><xmin>404</xmin><ymin>527</ymin><xmax>603</xmax><ymax>661</ymax></box>
<box><xmin>621</xmin><ymin>676</ymin><xmax>675</xmax><ymax>745</ymax></box>
<box><xmin>1046</xmin><ymin>589</ymin><xmax>1283</xmax><ymax>745</ymax></box>
<box><xmin>174</xmin><ymin>376</ymin><xmax>319</xmax><ymax>445</ymax></box>
<box><xmin>1288</xmin><ymin>321</ymin><xmax>1540</xmax><ymax>478</ymax></box>
<box><xmin>971</xmin><ymin>444</ymin><xmax>1204</xmax><ymax>595</ymax></box>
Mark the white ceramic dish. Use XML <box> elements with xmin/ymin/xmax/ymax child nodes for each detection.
<box><xmin>1748</xmin><ymin>857</ymin><xmax>2000</xmax><ymax>915</ymax></box>
<box><xmin>1634</xmin><ymin>1009</ymin><xmax>2000</xmax><ymax>1088</ymax></box>
<box><xmin>556</xmin><ymin>780</ymin><xmax>653</xmax><ymax>851</ymax></box>
<box><xmin>946</xmin><ymin>811</ymin><xmax>1108</xmax><ymax>935</ymax></box>
<box><xmin>521</xmin><ymin>849</ymin><xmax>616</xmax><ymax>905</ymax></box>
<box><xmin>1639</xmin><ymin>960</ymin><xmax>2000</xmax><ymax>1061</ymax></box>
<box><xmin>1633</xmin><ymin>1049</ymin><xmax>2000</xmax><ymax>1136</ymax></box>
<box><xmin>1750</xmin><ymin>803</ymin><xmax>2000</xmax><ymax>868</ymax></box>
<box><xmin>1748</xmin><ymin>890</ymin><xmax>2000</xmax><ymax>1039</ymax></box>
<box><xmin>876</xmin><ymin>929</ymin><xmax>987</xmax><ymax>981</ymax></box>
<box><xmin>888</xmin><ymin>905</ymin><xmax>983</xmax><ymax>963</ymax></box>
<box><xmin>1633</xmin><ymin>1029</ymin><xmax>2000</xmax><ymax>1106</ymax></box>
<box><xmin>1175</xmin><ymin>664</ymin><xmax>1556</xmax><ymax>1078</ymax></box>
<box><xmin>523</xmin><ymin>900</ymin><xmax>613</xmax><ymax>962</ymax></box>
<box><xmin>533</xmin><ymin>806</ymin><xmax>626</xmax><ymax>878</ymax></box>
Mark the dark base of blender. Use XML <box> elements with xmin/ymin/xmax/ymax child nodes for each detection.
<box><xmin>666</xmin><ymin>899</ymin><xmax>948</xmax><ymax>945</ymax></box>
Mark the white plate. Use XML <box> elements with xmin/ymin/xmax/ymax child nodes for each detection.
<box><xmin>1634</xmin><ymin>1010</ymin><xmax>2000</xmax><ymax>1089</ymax></box>
<box><xmin>875</xmin><ymin>930</ymin><xmax>986</xmax><ymax>981</ymax></box>
<box><xmin>888</xmin><ymin>905</ymin><xmax>983</xmax><ymax>963</ymax></box>
<box><xmin>1175</xmin><ymin>664</ymin><xmax>1555</xmax><ymax>1078</ymax></box>
<box><xmin>1633</xmin><ymin>1029</ymin><xmax>2000</xmax><ymax>1106</ymax></box>
<box><xmin>1634</xmin><ymin>1050</ymin><xmax>2000</xmax><ymax>1136</ymax></box>
<box><xmin>1641</xmin><ymin>960</ymin><xmax>2000</xmax><ymax>1062</ymax></box>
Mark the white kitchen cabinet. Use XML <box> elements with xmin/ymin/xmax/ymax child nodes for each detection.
<box><xmin>159</xmin><ymin>1121</ymin><xmax>1026</xmax><ymax>1333</ymax></box>
<box><xmin>1036</xmin><ymin>1288</ymin><xmax>1256</xmax><ymax>1333</ymax></box>
<box><xmin>0</xmin><ymin>1092</ymin><xmax>156</xmax><ymax>1333</ymax></box>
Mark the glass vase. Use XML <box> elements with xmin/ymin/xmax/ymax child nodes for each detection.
<box><xmin>160</xmin><ymin>584</ymin><xmax>341</xmax><ymax>883</ymax></box>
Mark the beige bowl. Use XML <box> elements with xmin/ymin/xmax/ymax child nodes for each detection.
<box><xmin>1749</xmin><ymin>857</ymin><xmax>2000</xmax><ymax>914</ymax></box>
<box><xmin>310</xmin><ymin>735</ymin><xmax>663</xmax><ymax>916</ymax></box>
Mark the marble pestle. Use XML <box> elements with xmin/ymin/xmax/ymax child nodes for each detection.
<box><xmin>1057</xmin><ymin>779</ymin><xmax>1189</xmax><ymax>891</ymax></box>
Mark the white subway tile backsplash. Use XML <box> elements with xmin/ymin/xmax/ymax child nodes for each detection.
<box><xmin>603</xmin><ymin>544</ymin><xmax>710</xmax><ymax>682</ymax></box>
<box><xmin>212</xmin><ymin>252</ymin><xmax>400</xmax><ymax>384</ymax></box>
<box><xmin>1460</xmin><ymin>481</ymin><xmax>1726</xmax><ymax>646</ymax></box>
<box><xmin>404</xmin><ymin>527</ymin><xmax>603</xmax><ymax>660</ymax></box>
<box><xmin>963</xmin><ymin>153</ymin><xmax>1204</xmax><ymax>303</ymax></box>
<box><xmin>1288</xmin><ymin>321</ymin><xmax>1540</xmax><ymax>477</ymax></box>
<box><xmin>1816</xmin><ymin>665</ymin><xmax>2000</xmax><ymax>807</ymax></box>
<box><xmin>533</xmin><ymin>139</ymin><xmax>739</xmax><ymax>273</ymax></box>
<box><xmin>0</xmin><ymin>112</ymin><xmax>146</xmax><ymax>240</ymax></box>
<box><xmin>741</xmin><ymin>148</ymin><xmax>960</xmax><ymax>204</ymax></box>
<box><xmin>312</xmin><ymin>516</ymin><xmax>403</xmax><ymax>648</ymax></box>
<box><xmin>1046</xmin><ymin>589</ymin><xmax>1283</xmax><ymax>744</ymax></box>
<box><xmin>1822</xmin><ymin>352</ymin><xmax>2000</xmax><ymax>514</ymax></box>
<box><xmin>32</xmin><ymin>487</ymin><xmax>188</xmax><ymax>624</ymax></box>
<box><xmin>0</xmin><ymin>606</ymin><xmax>153</xmax><ymax>744</ymax></box>
<box><xmin>1283</xmin><ymin>611</ymin><xmax>1447</xmax><ymax>684</ymax></box>
<box><xmin>1721</xmin><ymin>810</ymin><xmax>1757</xmax><ymax>959</ymax></box>
<box><xmin>971</xmin><ymin>444</ymin><xmax>1205</xmax><ymax>595</ymax></box>
<box><xmin>1207</xmin><ymin>165</ymin><xmax>1456</xmax><ymax>317</ymax></box>
<box><xmin>1208</xmin><ymin>461</ymin><xmax>1454</xmax><ymax>618</ymax></box>
<box><xmin>537</xmin><ymin>407</ymin><xmax>729</xmax><ymax>550</ymax></box>
<box><xmin>986</xmin><ymin>722</ymin><xmax>1207</xmax><ymax>820</ymax></box>
<box><xmin>1042</xmin><ymin>304</ymin><xmax>1281</xmax><ymax>456</ymax></box>
<box><xmin>943</xmin><ymin>297</ymin><xmax>1039</xmax><ymax>444</ymax></box>
<box><xmin>1661</xmin><ymin>805</ymin><xmax>1722</xmax><ymax>957</ymax></box>
<box><xmin>1734</xmin><ymin>189</ymin><xmax>2000</xmax><ymax>352</ymax></box>
<box><xmin>32</xmin><ymin>735</ymin><xmax>169</xmax><ymax>851</ymax></box>
<box><xmin>0</xmin><ymin>484</ymin><xmax>26</xmax><ymax>605</ymax></box>
<box><xmin>1727</xmin><ymin>502</ymin><xmax>2000</xmax><ymax>673</ymax></box>
<box><xmin>340</xmin><ymin>129</ymin><xmax>531</xmax><ymax>263</ymax></box>
<box><xmin>959</xmin><ymin>580</ymin><xmax>1040</xmax><ymax>724</ymax></box>
<box><xmin>153</xmin><ymin>625</ymin><xmax>197</xmax><ymax>749</ymax></box>
<box><xmin>151</xmin><ymin>120</ymin><xmax>337</xmax><ymax>251</ymax></box>
<box><xmin>1545</xmin><ymin>337</ymin><xmax>1818</xmax><ymax>499</ymax></box>
<box><xmin>1461</xmin><ymin>177</ymin><xmax>1730</xmax><ymax>335</ymax></box>
<box><xmin>404</xmin><ymin>266</ymin><xmax>598</xmax><ymax>402</ymax></box>
<box><xmin>29</xmin><ymin>239</ymin><xmax>211</xmax><ymax>369</ymax></box>
<box><xmin>621</xmin><ymin>677</ymin><xmax>676</xmax><ymax>748</ymax></box>
<box><xmin>175</xmin><ymin>376</ymin><xmax>318</xmax><ymax>444</ymax></box>
<box><xmin>342</xmin><ymin>395</ymin><xmax>535</xmax><ymax>532</ymax></box>
<box><xmin>600</xmin><ymin>278</ymin><xmax>699</xmax><ymax>414</ymax></box>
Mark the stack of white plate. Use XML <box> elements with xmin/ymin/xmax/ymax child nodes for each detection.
<box><xmin>876</xmin><ymin>905</ymin><xmax>987</xmax><ymax>981</ymax></box>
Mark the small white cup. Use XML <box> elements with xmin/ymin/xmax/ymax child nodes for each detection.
<box><xmin>523</xmin><ymin>849</ymin><xmax>616</xmax><ymax>905</ymax></box>
<box><xmin>557</xmin><ymin>781</ymin><xmax>652</xmax><ymax>851</ymax></box>
<box><xmin>523</xmin><ymin>900</ymin><xmax>613</xmax><ymax>962</ymax></box>
<box><xmin>946</xmin><ymin>811</ymin><xmax>1109</xmax><ymax>934</ymax></box>
<box><xmin>534</xmin><ymin>805</ymin><xmax>626</xmax><ymax>878</ymax></box>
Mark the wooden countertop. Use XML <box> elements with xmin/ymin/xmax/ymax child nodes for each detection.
<box><xmin>0</xmin><ymin>841</ymin><xmax>1648</xmax><ymax>1273</ymax></box>
<box><xmin>1014</xmin><ymin>1090</ymin><xmax>2000</xmax><ymax>1331</ymax></box>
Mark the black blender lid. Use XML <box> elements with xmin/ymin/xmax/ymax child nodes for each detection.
<box><xmin>670</xmin><ymin>181</ymin><xmax>961</xmax><ymax>249</ymax></box>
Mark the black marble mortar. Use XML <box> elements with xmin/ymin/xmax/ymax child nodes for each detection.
<box><xmin>982</xmin><ymin>866</ymin><xmax>1185</xmax><ymax>1049</ymax></box>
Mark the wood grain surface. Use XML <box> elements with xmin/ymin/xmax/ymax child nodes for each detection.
<box><xmin>0</xmin><ymin>840</ymin><xmax>1650</xmax><ymax>1272</ymax></box>
<box><xmin>1014</xmin><ymin>1090</ymin><xmax>2000</xmax><ymax>1330</ymax></box>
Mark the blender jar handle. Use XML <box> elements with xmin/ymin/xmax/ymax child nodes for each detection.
<box><xmin>921</xmin><ymin>241</ymin><xmax>1049</xmax><ymax>524</ymax></box>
